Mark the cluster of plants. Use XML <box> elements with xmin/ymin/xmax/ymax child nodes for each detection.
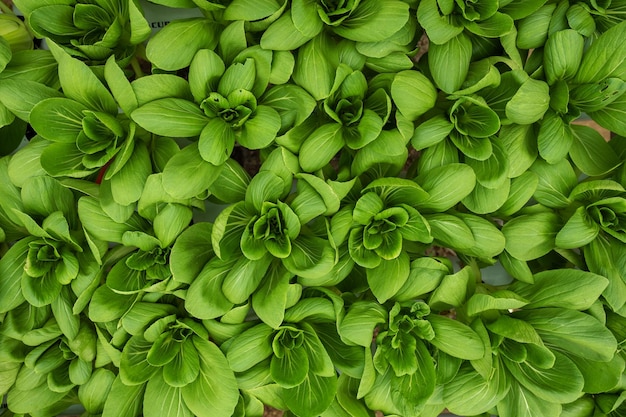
<box><xmin>1</xmin><ymin>0</ymin><xmax>626</xmax><ymax>416</ymax></box>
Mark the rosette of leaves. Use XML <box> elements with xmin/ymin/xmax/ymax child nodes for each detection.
<box><xmin>16</xmin><ymin>44</ymin><xmax>158</xmax><ymax>216</ymax></box>
<box><xmin>0</xmin><ymin>174</ymin><xmax>101</xmax><ymax>316</ymax></box>
<box><xmin>13</xmin><ymin>0</ymin><xmax>151</xmax><ymax>65</ymax></box>
<box><xmin>441</xmin><ymin>269</ymin><xmax>620</xmax><ymax>417</ymax></box>
<box><xmin>2</xmin><ymin>312</ymin><xmax>101</xmax><ymax>417</ymax></box>
<box><xmin>131</xmin><ymin>46</ymin><xmax>314</xmax><ymax>198</ymax></box>
<box><xmin>337</xmin><ymin>300</ymin><xmax>485</xmax><ymax>416</ymax></box>
<box><xmin>259</xmin><ymin>0</ymin><xmax>411</xmax><ymax>51</ymax></box>
<box><xmin>297</xmin><ymin>64</ymin><xmax>392</xmax><ymax>172</ymax></box>
<box><xmin>348</xmin><ymin>177</ymin><xmax>434</xmax><ymax>303</ymax></box>
<box><xmin>203</xmin><ymin>167</ymin><xmax>345</xmax><ymax>327</ymax></box>
<box><xmin>224</xmin><ymin>294</ymin><xmax>343</xmax><ymax>417</ymax></box>
<box><xmin>104</xmin><ymin>301</ymin><xmax>238</xmax><ymax>417</ymax></box>
<box><xmin>417</xmin><ymin>0</ymin><xmax>519</xmax><ymax>93</ymax></box>
<box><xmin>520</xmin><ymin>23</ymin><xmax>626</xmax><ymax>167</ymax></box>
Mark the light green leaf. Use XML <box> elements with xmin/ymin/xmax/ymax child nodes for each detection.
<box><xmin>284</xmin><ymin>234</ymin><xmax>336</xmax><ymax>279</ymax></box>
<box><xmin>505</xmin><ymin>351</ymin><xmax>584</xmax><ymax>404</ymax></box>
<box><xmin>497</xmin><ymin>380</ymin><xmax>561</xmax><ymax>417</ymax></box>
<box><xmin>444</xmin><ymin>363</ymin><xmax>509</xmax><ymax>416</ymax></box>
<box><xmin>555</xmin><ymin>206</ymin><xmax>600</xmax><ymax>249</ymax></box>
<box><xmin>574</xmin><ymin>21</ymin><xmax>626</xmax><ymax>84</ymax></box>
<box><xmin>429</xmin><ymin>265</ymin><xmax>473</xmax><ymax>310</ymax></box>
<box><xmin>185</xmin><ymin>258</ymin><xmax>235</xmax><ymax>319</ymax></box>
<box><xmin>30</xmin><ymin>97</ymin><xmax>87</xmax><ymax>143</ymax></box>
<box><xmin>299</xmin><ymin>123</ymin><xmax>343</xmax><ymax>172</ymax></box>
<box><xmin>367</xmin><ymin>252</ymin><xmax>410</xmax><ymax>304</ymax></box>
<box><xmin>339</xmin><ymin>301</ymin><xmax>387</xmax><ymax>347</ymax></box>
<box><xmin>415</xmin><ymin>163</ymin><xmax>476</xmax><ymax>212</ymax></box>
<box><xmin>514</xmin><ymin>308</ymin><xmax>618</xmax><ymax>362</ymax></box>
<box><xmin>391</xmin><ymin>70</ymin><xmax>437</xmax><ymax>120</ymax></box>
<box><xmin>146</xmin><ymin>18</ymin><xmax>219</xmax><ymax>71</ymax></box>
<box><xmin>132</xmin><ymin>98</ymin><xmax>208</xmax><ymax>138</ymax></box>
<box><xmin>428</xmin><ymin>33</ymin><xmax>472</xmax><ymax>93</ymax></box>
<box><xmin>222</xmin><ymin>255</ymin><xmax>273</xmax><ymax>304</ymax></box>
<box><xmin>538</xmin><ymin>111</ymin><xmax>573</xmax><ymax>164</ymax></box>
<box><xmin>544</xmin><ymin>30</ymin><xmax>584</xmax><ymax>85</ymax></box>
<box><xmin>47</xmin><ymin>41</ymin><xmax>117</xmax><ymax>113</ymax></box>
<box><xmin>332</xmin><ymin>0</ymin><xmax>409</xmax><ymax>43</ymax></box>
<box><xmin>466</xmin><ymin>291</ymin><xmax>529</xmax><ymax>316</ymax></box>
<box><xmin>497</xmin><ymin>171</ymin><xmax>539</xmax><ymax>217</ymax></box>
<box><xmin>530</xmin><ymin>159</ymin><xmax>577</xmax><ymax>209</ymax></box>
<box><xmin>0</xmin><ymin>237</ymin><xmax>31</xmax><ymax>314</ymax></box>
<box><xmin>224</xmin><ymin>0</ymin><xmax>284</xmax><ymax>21</ymax></box>
<box><xmin>162</xmin><ymin>143</ymin><xmax>224</xmax><ymax>199</ymax></box>
<box><xmin>506</xmin><ymin>77</ymin><xmax>550</xmax><ymax>124</ymax></box>
<box><xmin>226</xmin><ymin>323</ymin><xmax>274</xmax><ymax>372</ymax></box>
<box><xmin>283</xmin><ymin>371</ymin><xmax>337</xmax><ymax>417</ymax></box>
<box><xmin>260</xmin><ymin>11</ymin><xmax>312</xmax><ymax>51</ymax></box>
<box><xmin>570</xmin><ymin>124</ymin><xmax>621</xmax><ymax>176</ymax></box>
<box><xmin>502</xmin><ymin>212</ymin><xmax>560</xmax><ymax>261</ymax></box>
<box><xmin>510</xmin><ymin>269</ymin><xmax>608</xmax><ymax>310</ymax></box>
<box><xmin>239</xmin><ymin>105</ymin><xmax>281</xmax><ymax>149</ymax></box>
<box><xmin>252</xmin><ymin>262</ymin><xmax>292</xmax><ymax>328</ymax></box>
<box><xmin>411</xmin><ymin>115</ymin><xmax>454</xmax><ymax>151</ymax></box>
<box><xmin>417</xmin><ymin>0</ymin><xmax>464</xmax><ymax>44</ymax></box>
<box><xmin>0</xmin><ymin>79</ymin><xmax>63</xmax><ymax>122</ymax></box>
<box><xmin>292</xmin><ymin>34</ymin><xmax>335</xmax><ymax>100</ymax></box>
<box><xmin>145</xmin><ymin>372</ymin><xmax>193</xmax><ymax>417</ymax></box>
<box><xmin>181</xmin><ymin>337</ymin><xmax>238</xmax><ymax>417</ymax></box>
<box><xmin>462</xmin><ymin>180</ymin><xmax>511</xmax><ymax>215</ymax></box>
<box><xmin>428</xmin><ymin>314</ymin><xmax>485</xmax><ymax>360</ymax></box>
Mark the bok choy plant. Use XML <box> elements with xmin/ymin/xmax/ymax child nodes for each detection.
<box><xmin>1</xmin><ymin>1</ymin><xmax>626</xmax><ymax>417</ymax></box>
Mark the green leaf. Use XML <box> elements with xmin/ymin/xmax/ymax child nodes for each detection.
<box><xmin>162</xmin><ymin>143</ymin><xmax>223</xmax><ymax>199</ymax></box>
<box><xmin>537</xmin><ymin>111</ymin><xmax>573</xmax><ymax>164</ymax></box>
<box><xmin>271</xmin><ymin>345</ymin><xmax>309</xmax><ymax>388</ymax></box>
<box><xmin>544</xmin><ymin>29</ymin><xmax>584</xmax><ymax>85</ymax></box>
<box><xmin>444</xmin><ymin>363</ymin><xmax>509</xmax><ymax>416</ymax></box>
<box><xmin>104</xmin><ymin>56</ymin><xmax>138</xmax><ymax>115</ymax></box>
<box><xmin>292</xmin><ymin>34</ymin><xmax>335</xmax><ymax>100</ymax></box>
<box><xmin>574</xmin><ymin>21</ymin><xmax>626</xmax><ymax>84</ymax></box>
<box><xmin>185</xmin><ymin>258</ymin><xmax>235</xmax><ymax>319</ymax></box>
<box><xmin>170</xmin><ymin>222</ymin><xmax>214</xmax><ymax>284</ymax></box>
<box><xmin>281</xmin><ymin>234</ymin><xmax>335</xmax><ymax>281</ymax></box>
<box><xmin>132</xmin><ymin>74</ymin><xmax>194</xmax><ymax>106</ymax></box>
<box><xmin>332</xmin><ymin>0</ymin><xmax>409</xmax><ymax>43</ymax></box>
<box><xmin>101</xmin><ymin>375</ymin><xmax>145</xmax><ymax>417</ymax></box>
<box><xmin>47</xmin><ymin>41</ymin><xmax>117</xmax><ymax>114</ymax></box>
<box><xmin>226</xmin><ymin>323</ymin><xmax>274</xmax><ymax>373</ymax></box>
<box><xmin>425</xmin><ymin>213</ymin><xmax>475</xmax><ymax>251</ymax></box>
<box><xmin>283</xmin><ymin>371</ymin><xmax>337</xmax><ymax>417</ymax></box>
<box><xmin>146</xmin><ymin>18</ymin><xmax>219</xmax><ymax>71</ymax></box>
<box><xmin>0</xmin><ymin>36</ymin><xmax>10</xmax><ymax>72</ymax></box>
<box><xmin>299</xmin><ymin>123</ymin><xmax>343</xmax><ymax>172</ymax></box>
<box><xmin>181</xmin><ymin>337</ymin><xmax>238</xmax><ymax>417</ymax></box>
<box><xmin>144</xmin><ymin>372</ymin><xmax>193</xmax><ymax>417</ymax></box>
<box><xmin>339</xmin><ymin>301</ymin><xmax>387</xmax><ymax>347</ymax></box>
<box><xmin>367</xmin><ymin>252</ymin><xmax>410</xmax><ymax>304</ymax></box>
<box><xmin>252</xmin><ymin>262</ymin><xmax>292</xmax><ymax>328</ymax></box>
<box><xmin>224</xmin><ymin>0</ymin><xmax>285</xmax><ymax>21</ymax></box>
<box><xmin>428</xmin><ymin>315</ymin><xmax>485</xmax><ymax>360</ymax></box>
<box><xmin>502</xmin><ymin>212</ymin><xmax>560</xmax><ymax>261</ymax></box>
<box><xmin>429</xmin><ymin>265</ymin><xmax>473</xmax><ymax>309</ymax></box>
<box><xmin>463</xmin><ymin>180</ymin><xmax>511</xmax><ymax>215</ymax></box>
<box><xmin>391</xmin><ymin>70</ymin><xmax>437</xmax><ymax>120</ymax></box>
<box><xmin>555</xmin><ymin>206</ymin><xmax>600</xmax><ymax>249</ymax></box>
<box><xmin>589</xmin><ymin>91</ymin><xmax>626</xmax><ymax>136</ymax></box>
<box><xmin>514</xmin><ymin>308</ymin><xmax>618</xmax><ymax>362</ymax></box>
<box><xmin>411</xmin><ymin>115</ymin><xmax>453</xmax><ymax>151</ymax></box>
<box><xmin>239</xmin><ymin>105</ymin><xmax>281</xmax><ymax>149</ymax></box>
<box><xmin>497</xmin><ymin>171</ymin><xmax>539</xmax><ymax>217</ymax></box>
<box><xmin>417</xmin><ymin>0</ymin><xmax>464</xmax><ymax>44</ymax></box>
<box><xmin>497</xmin><ymin>379</ymin><xmax>561</xmax><ymax>417</ymax></box>
<box><xmin>569</xmin><ymin>124</ymin><xmax>621</xmax><ymax>176</ymax></box>
<box><xmin>530</xmin><ymin>159</ymin><xmax>577</xmax><ymax>209</ymax></box>
<box><xmin>428</xmin><ymin>33</ymin><xmax>472</xmax><ymax>93</ymax></box>
<box><xmin>260</xmin><ymin>11</ymin><xmax>312</xmax><ymax>51</ymax></box>
<box><xmin>0</xmin><ymin>237</ymin><xmax>31</xmax><ymax>314</ymax></box>
<box><xmin>0</xmin><ymin>79</ymin><xmax>63</xmax><ymax>122</ymax></box>
<box><xmin>222</xmin><ymin>255</ymin><xmax>273</xmax><ymax>304</ymax></box>
<box><xmin>506</xmin><ymin>77</ymin><xmax>550</xmax><ymax>124</ymax></box>
<box><xmin>512</xmin><ymin>269</ymin><xmax>608</xmax><ymax>312</ymax></box>
<box><xmin>132</xmin><ymin>98</ymin><xmax>208</xmax><ymax>138</ymax></box>
<box><xmin>466</xmin><ymin>291</ymin><xmax>529</xmax><ymax>316</ymax></box>
<box><xmin>415</xmin><ymin>163</ymin><xmax>476</xmax><ymax>212</ymax></box>
<box><xmin>30</xmin><ymin>97</ymin><xmax>87</xmax><ymax>143</ymax></box>
<box><xmin>505</xmin><ymin>351</ymin><xmax>584</xmax><ymax>404</ymax></box>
